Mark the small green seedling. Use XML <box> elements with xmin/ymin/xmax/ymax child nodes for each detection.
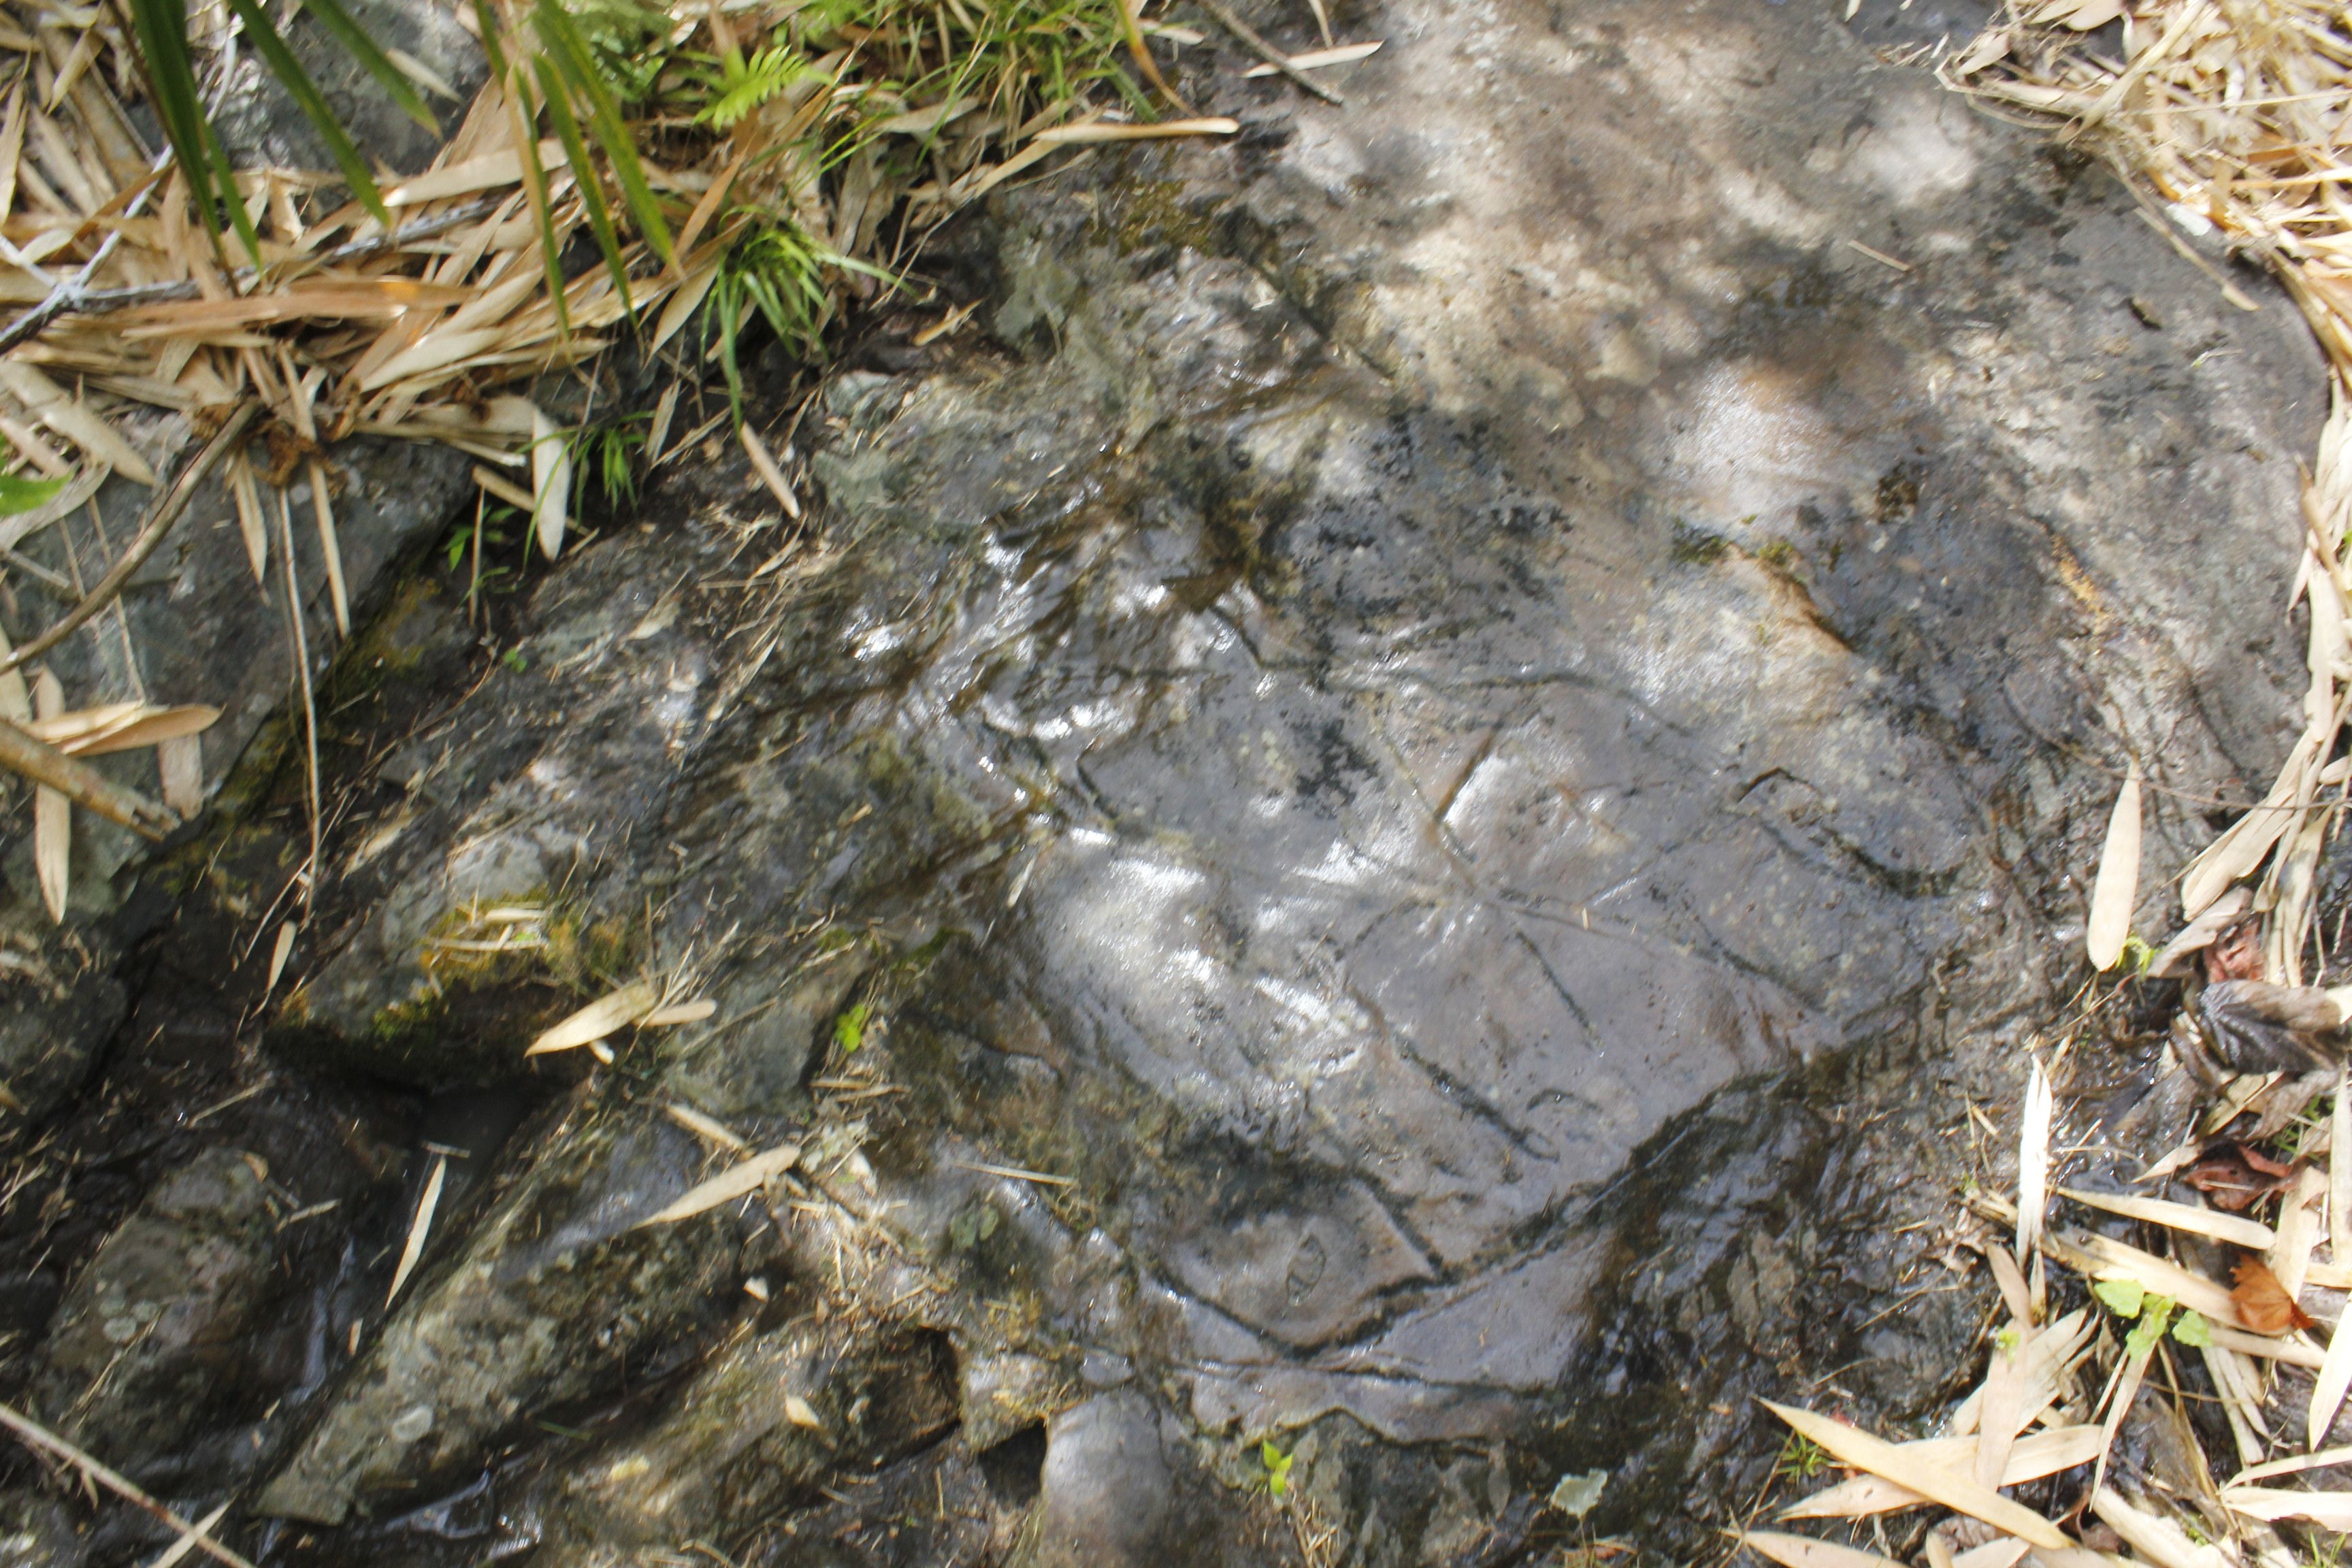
<box><xmin>2093</xmin><ymin>1277</ymin><xmax>2206</xmax><ymax>1354</ymax></box>
<box><xmin>1774</xmin><ymin>1433</ymin><xmax>1828</xmax><ymax>1482</ymax></box>
<box><xmin>834</xmin><ymin>1000</ymin><xmax>870</xmax><ymax>1054</ymax></box>
<box><xmin>1260</xmin><ymin>1439</ymin><xmax>1294</xmax><ymax>1499</ymax></box>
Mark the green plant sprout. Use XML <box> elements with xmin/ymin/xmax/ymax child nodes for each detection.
<box><xmin>2092</xmin><ymin>1278</ymin><xmax>2208</xmax><ymax>1353</ymax></box>
<box><xmin>1774</xmin><ymin>1433</ymin><xmax>1828</xmax><ymax>1483</ymax></box>
<box><xmin>1260</xmin><ymin>1439</ymin><xmax>1294</xmax><ymax>1499</ymax></box>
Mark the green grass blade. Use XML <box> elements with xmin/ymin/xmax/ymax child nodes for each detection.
<box><xmin>199</xmin><ymin>115</ymin><xmax>264</xmax><ymax>261</ymax></box>
<box><xmin>0</xmin><ymin>472</ymin><xmax>68</xmax><ymax>514</ymax></box>
<box><xmin>532</xmin><ymin>53</ymin><xmax>632</xmax><ymax>316</ymax></box>
<box><xmin>122</xmin><ymin>0</ymin><xmax>218</xmax><ymax>223</ymax></box>
<box><xmin>225</xmin><ymin>0</ymin><xmax>393</xmax><ymax>223</ymax></box>
<box><xmin>122</xmin><ymin>0</ymin><xmax>206</xmax><ymax>158</ymax></box>
<box><xmin>505</xmin><ymin>63</ymin><xmax>571</xmax><ymax>339</ymax></box>
<box><xmin>299</xmin><ymin>0</ymin><xmax>439</xmax><ymax>131</ymax></box>
<box><xmin>472</xmin><ymin>0</ymin><xmax>510</xmax><ymax>76</ymax></box>
<box><xmin>533</xmin><ymin>0</ymin><xmax>673</xmax><ymax>267</ymax></box>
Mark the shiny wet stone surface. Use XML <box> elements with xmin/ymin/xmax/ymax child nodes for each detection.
<box><xmin>0</xmin><ymin>0</ymin><xmax>2327</xmax><ymax>1561</ymax></box>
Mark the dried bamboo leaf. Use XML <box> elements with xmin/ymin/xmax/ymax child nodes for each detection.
<box><xmin>2204</xmin><ymin>1340</ymin><xmax>2270</xmax><ymax>1466</ymax></box>
<box><xmin>2149</xmin><ymin>885</ymin><xmax>2252</xmax><ymax>977</ymax></box>
<box><xmin>385</xmin><ymin>1150</ymin><xmax>446</xmax><ymax>1304</ymax></box>
<box><xmin>31</xmin><ymin>666</ymin><xmax>62</xmax><ymax>922</ymax></box>
<box><xmin>1032</xmin><ymin>117</ymin><xmax>1241</xmax><ymax>145</ymax></box>
<box><xmin>739</xmin><ymin>422</ymin><xmax>799</xmax><ymax>519</ymax></box>
<box><xmin>307</xmin><ymin>459</ymin><xmax>348</xmax><ymax>637</ymax></box>
<box><xmin>1946</xmin><ymin>1309</ymin><xmax>2092</xmax><ymax>1438</ymax></box>
<box><xmin>1976</xmin><ymin>1333</ymin><xmax>2028</xmax><ymax>1490</ymax></box>
<box><xmin>1759</xmin><ymin>1402</ymin><xmax>2070</xmax><ymax>1548</ymax></box>
<box><xmin>644</xmin><ymin>383</ymin><xmax>678</xmax><ymax>468</ymax></box>
<box><xmin>634</xmin><ymin>1141</ymin><xmax>800</xmax><ymax>1228</ymax></box>
<box><xmin>265</xmin><ymin>921</ymin><xmax>295</xmax><ymax>994</ymax></box>
<box><xmin>2223</xmin><ymin>1487</ymin><xmax>2352</xmax><ymax>1528</ymax></box>
<box><xmin>0</xmin><ymin>625</ymin><xmax>28</xmax><ymax>723</ymax></box>
<box><xmin>1780</xmin><ymin>1427</ymin><xmax>2104</xmax><ymax>1520</ymax></box>
<box><xmin>2046</xmin><ymin>1229</ymin><xmax>2247</xmax><ymax>1328</ymax></box>
<box><xmin>157</xmin><ymin>732</ymin><xmax>199</xmax><ymax>817</ymax></box>
<box><xmin>34</xmin><ymin>702</ymin><xmax>218</xmax><ymax>755</ymax></box>
<box><xmin>529</xmin><ymin>404</ymin><xmax>569</xmax><ymax>559</ymax></box>
<box><xmin>1742</xmin><ymin>1535</ymin><xmax>1906</xmax><ymax>1568</ymax></box>
<box><xmin>651</xmin><ymin>259</ymin><xmax>719</xmax><ymax>353</ymax></box>
<box><xmin>2234</xmin><ymin>1447</ymin><xmax>2352</xmax><ymax>1486</ymax></box>
<box><xmin>2209</xmin><ymin>1323</ymin><xmax>2326</xmax><ymax>1369</ymax></box>
<box><xmin>2055</xmin><ymin>1185</ymin><xmax>2274</xmax><ymax>1249</ymax></box>
<box><xmin>2090</xmin><ymin>1331</ymin><xmax>2155</xmax><ymax>1503</ymax></box>
<box><xmin>2019</xmin><ymin>1057</ymin><xmax>2053</xmax><ymax>1264</ymax></box>
<box><xmin>2088</xmin><ymin>762</ymin><xmax>2141</xmax><ymax>970</ymax></box>
<box><xmin>116</xmin><ymin>279</ymin><xmax>474</xmax><ymax>334</ymax></box>
<box><xmin>0</xmin><ymin>83</ymin><xmax>27</xmax><ymax>225</ymax></box>
<box><xmin>2271</xmin><ymin>1164</ymin><xmax>2328</xmax><ymax>1303</ymax></box>
<box><xmin>227</xmin><ymin>454</ymin><xmax>266</xmax><ymax>583</ymax></box>
<box><xmin>2089</xmin><ymin>1487</ymin><xmax>2236</xmax><ymax>1568</ymax></box>
<box><xmin>37</xmin><ymin>402</ymin><xmax>148</xmax><ymax>485</ymax></box>
<box><xmin>663</xmin><ymin>1101</ymin><xmax>747</xmax><ymax>1152</ymax></box>
<box><xmin>29</xmin><ymin>802</ymin><xmax>67</xmax><ymax>924</ymax></box>
<box><xmin>1950</xmin><ymin>1541</ymin><xmax>2028</xmax><ymax>1568</ymax></box>
<box><xmin>358</xmin><ymin>326</ymin><xmax>505</xmax><ymax>391</ymax></box>
<box><xmin>525</xmin><ymin>979</ymin><xmax>658</xmax><ymax>1056</ymax></box>
<box><xmin>1241</xmin><ymin>39</ymin><xmax>1384</xmax><ymax>75</ymax></box>
<box><xmin>147</xmin><ymin>1501</ymin><xmax>233</xmax><ymax>1568</ymax></box>
<box><xmin>2337</xmin><ymin>1058</ymin><xmax>2352</xmax><ymax>1244</ymax></box>
<box><xmin>2183</xmin><ymin>732</ymin><xmax>2320</xmax><ymax>917</ymax></box>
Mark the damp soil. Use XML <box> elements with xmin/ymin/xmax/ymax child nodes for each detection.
<box><xmin>0</xmin><ymin>0</ymin><xmax>2333</xmax><ymax>1563</ymax></box>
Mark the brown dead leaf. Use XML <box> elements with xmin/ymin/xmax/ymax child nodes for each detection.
<box><xmin>2207</xmin><ymin>919</ymin><xmax>2264</xmax><ymax>983</ymax></box>
<box><xmin>2240</xmin><ymin>1142</ymin><xmax>2297</xmax><ymax>1177</ymax></box>
<box><xmin>2183</xmin><ymin>1145</ymin><xmax>2297</xmax><ymax>1211</ymax></box>
<box><xmin>2232</xmin><ymin>1256</ymin><xmax>2316</xmax><ymax>1335</ymax></box>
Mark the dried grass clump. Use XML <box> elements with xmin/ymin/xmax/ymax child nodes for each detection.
<box><xmin>0</xmin><ymin>0</ymin><xmax>1322</xmax><ymax>918</ymax></box>
<box><xmin>0</xmin><ymin>0</ymin><xmax>1225</xmax><ymax>508</ymax></box>
<box><xmin>1735</xmin><ymin>10</ymin><xmax>2352</xmax><ymax>1564</ymax></box>
<box><xmin>1946</xmin><ymin>2</ymin><xmax>2352</xmax><ymax>363</ymax></box>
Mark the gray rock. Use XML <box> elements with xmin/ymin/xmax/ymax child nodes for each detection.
<box><xmin>0</xmin><ymin>1488</ymin><xmax>86</xmax><ymax>1568</ymax></box>
<box><xmin>1024</xmin><ymin>1392</ymin><xmax>1181</xmax><ymax>1568</ymax></box>
<box><xmin>0</xmin><ymin>423</ymin><xmax>471</xmax><ymax>1122</ymax></box>
<box><xmin>255</xmin><ymin>1090</ymin><xmax>732</xmax><ymax>1524</ymax></box>
<box><xmin>95</xmin><ymin>0</ymin><xmax>2331</xmax><ymax>1558</ymax></box>
<box><xmin>33</xmin><ymin>1147</ymin><xmax>278</xmax><ymax>1467</ymax></box>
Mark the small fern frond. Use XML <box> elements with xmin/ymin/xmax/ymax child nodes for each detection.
<box><xmin>699</xmin><ymin>45</ymin><xmax>808</xmax><ymax>130</ymax></box>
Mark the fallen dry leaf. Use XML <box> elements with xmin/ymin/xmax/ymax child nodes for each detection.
<box><xmin>1742</xmin><ymin>1532</ymin><xmax>1905</xmax><ymax>1568</ymax></box>
<box><xmin>2087</xmin><ymin>762</ymin><xmax>2141</xmax><ymax>971</ymax></box>
<box><xmin>2222</xmin><ymin>1486</ymin><xmax>2352</xmax><ymax>1528</ymax></box>
<box><xmin>2232</xmin><ymin>1256</ymin><xmax>2316</xmax><ymax>1335</ymax></box>
<box><xmin>2182</xmin><ymin>1143</ymin><xmax>2296</xmax><ymax>1211</ymax></box>
<box><xmin>1759</xmin><ymin>1402</ymin><xmax>2070</xmax><ymax>1548</ymax></box>
<box><xmin>525</xmin><ymin>979</ymin><xmax>659</xmax><ymax>1057</ymax></box>
<box><xmin>634</xmin><ymin>1141</ymin><xmax>800</xmax><ymax>1228</ymax></box>
<box><xmin>2206</xmin><ymin>919</ymin><xmax>2264</xmax><ymax>983</ymax></box>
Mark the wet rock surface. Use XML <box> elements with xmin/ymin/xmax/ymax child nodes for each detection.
<box><xmin>33</xmin><ymin>1146</ymin><xmax>280</xmax><ymax>1465</ymax></box>
<box><xmin>0</xmin><ymin>0</ymin><xmax>2328</xmax><ymax>1561</ymax></box>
